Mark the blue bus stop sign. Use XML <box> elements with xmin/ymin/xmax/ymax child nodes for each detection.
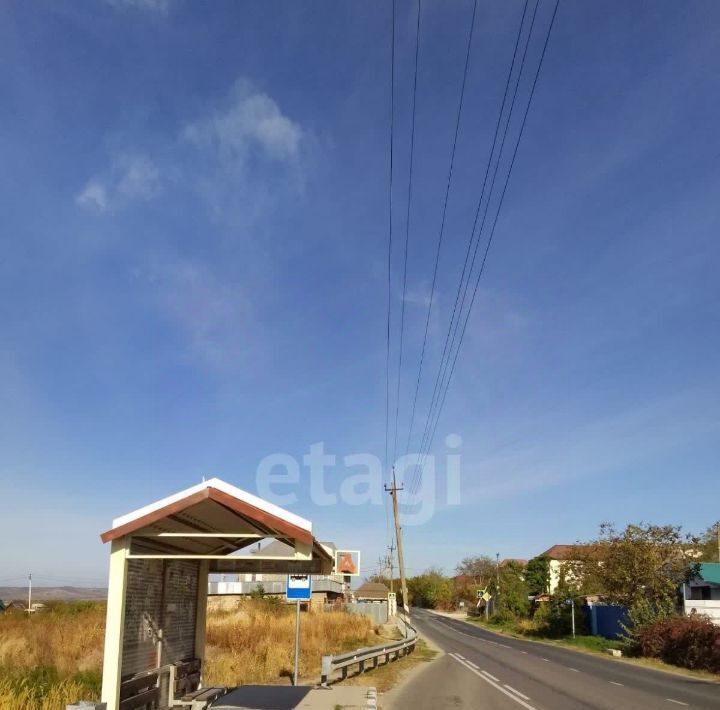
<box><xmin>286</xmin><ymin>574</ymin><xmax>312</xmax><ymax>601</ymax></box>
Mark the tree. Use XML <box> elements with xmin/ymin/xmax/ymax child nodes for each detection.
<box><xmin>498</xmin><ymin>561</ymin><xmax>529</xmax><ymax>617</ymax></box>
<box><xmin>454</xmin><ymin>555</ymin><xmax>497</xmax><ymax>606</ymax></box>
<box><xmin>525</xmin><ymin>556</ymin><xmax>551</xmax><ymax>595</ymax></box>
<box><xmin>408</xmin><ymin>567</ymin><xmax>453</xmax><ymax>609</ymax></box>
<box><xmin>698</xmin><ymin>521</ymin><xmax>720</xmax><ymax>563</ymax></box>
<box><xmin>571</xmin><ymin>522</ymin><xmax>696</xmax><ymax>616</ymax></box>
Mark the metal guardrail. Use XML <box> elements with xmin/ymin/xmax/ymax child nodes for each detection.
<box><xmin>320</xmin><ymin>618</ymin><xmax>417</xmax><ymax>686</ymax></box>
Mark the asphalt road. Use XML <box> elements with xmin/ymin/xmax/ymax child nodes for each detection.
<box><xmin>386</xmin><ymin>608</ymin><xmax>720</xmax><ymax>709</ymax></box>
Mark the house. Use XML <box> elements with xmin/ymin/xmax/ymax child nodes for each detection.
<box><xmin>538</xmin><ymin>545</ymin><xmax>587</xmax><ymax>594</ymax></box>
<box><xmin>683</xmin><ymin>562</ymin><xmax>720</xmax><ymax>625</ymax></box>
<box><xmin>354</xmin><ymin>581</ymin><xmax>390</xmax><ymax>603</ymax></box>
<box><xmin>207</xmin><ymin>540</ymin><xmax>347</xmax><ymax>608</ymax></box>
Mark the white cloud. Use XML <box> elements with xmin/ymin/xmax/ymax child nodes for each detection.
<box><xmin>76</xmin><ymin>181</ymin><xmax>109</xmax><ymax>211</ymax></box>
<box><xmin>115</xmin><ymin>154</ymin><xmax>160</xmax><ymax>200</ymax></box>
<box><xmin>105</xmin><ymin>0</ymin><xmax>170</xmax><ymax>12</ymax></box>
<box><xmin>137</xmin><ymin>259</ymin><xmax>252</xmax><ymax>368</ymax></box>
<box><xmin>76</xmin><ymin>154</ymin><xmax>160</xmax><ymax>213</ymax></box>
<box><xmin>183</xmin><ymin>79</ymin><xmax>302</xmax><ymax>163</ymax></box>
<box><xmin>456</xmin><ymin>385</ymin><xmax>720</xmax><ymax>503</ymax></box>
<box><xmin>76</xmin><ymin>79</ymin><xmax>305</xmax><ymax>226</ymax></box>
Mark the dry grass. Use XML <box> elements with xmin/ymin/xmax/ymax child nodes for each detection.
<box><xmin>0</xmin><ymin>599</ymin><xmax>376</xmax><ymax>709</ymax></box>
<box><xmin>204</xmin><ymin>600</ymin><xmax>375</xmax><ymax>685</ymax></box>
<box><xmin>341</xmin><ymin>639</ymin><xmax>438</xmax><ymax>693</ymax></box>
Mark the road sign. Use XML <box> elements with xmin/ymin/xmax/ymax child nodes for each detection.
<box><xmin>287</xmin><ymin>574</ymin><xmax>312</xmax><ymax>601</ymax></box>
<box><xmin>482</xmin><ymin>592</ymin><xmax>492</xmax><ymax>602</ymax></box>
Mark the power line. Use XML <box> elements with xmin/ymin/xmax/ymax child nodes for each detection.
<box><xmin>411</xmin><ymin>0</ymin><xmax>537</xmax><ymax>492</ymax></box>
<box><xmin>408</xmin><ymin>0</ymin><xmax>532</xmax><ymax>493</ymax></box>
<box><xmin>404</xmin><ymin>0</ymin><xmax>480</xmax><ymax>463</ymax></box>
<box><xmin>414</xmin><ymin>0</ymin><xmax>561</xmax><ymax>491</ymax></box>
<box><xmin>392</xmin><ymin>0</ymin><xmax>423</xmax><ymax>468</ymax></box>
<box><xmin>382</xmin><ymin>0</ymin><xmax>398</xmax><ymax>546</ymax></box>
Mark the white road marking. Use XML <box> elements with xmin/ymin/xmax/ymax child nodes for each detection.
<box><xmin>541</xmin><ymin>658</ymin><xmax>550</xmax><ymax>662</ymax></box>
<box><xmin>504</xmin><ymin>684</ymin><xmax>531</xmax><ymax>701</ymax></box>
<box><xmin>480</xmin><ymin>670</ymin><xmax>500</xmax><ymax>682</ymax></box>
<box><xmin>499</xmin><ymin>643</ymin><xmax>512</xmax><ymax>648</ymax></box>
<box><xmin>448</xmin><ymin>654</ymin><xmax>538</xmax><ymax>710</ymax></box>
<box><xmin>609</xmin><ymin>681</ymin><xmax>623</xmax><ymax>687</ymax></box>
<box><xmin>568</xmin><ymin>668</ymin><xmax>580</xmax><ymax>672</ymax></box>
<box><xmin>520</xmin><ymin>651</ymin><xmax>528</xmax><ymax>655</ymax></box>
<box><xmin>455</xmin><ymin>653</ymin><xmax>465</xmax><ymax>659</ymax></box>
<box><xmin>466</xmin><ymin>660</ymin><xmax>479</xmax><ymax>669</ymax></box>
<box><xmin>665</xmin><ymin>700</ymin><xmax>688</xmax><ymax>707</ymax></box>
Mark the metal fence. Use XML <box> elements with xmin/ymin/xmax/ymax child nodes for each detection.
<box><xmin>320</xmin><ymin>618</ymin><xmax>417</xmax><ymax>686</ymax></box>
<box><xmin>324</xmin><ymin>601</ymin><xmax>389</xmax><ymax>625</ymax></box>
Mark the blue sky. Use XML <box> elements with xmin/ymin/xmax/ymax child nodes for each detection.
<box><xmin>1</xmin><ymin>0</ymin><xmax>719</xmax><ymax>587</ymax></box>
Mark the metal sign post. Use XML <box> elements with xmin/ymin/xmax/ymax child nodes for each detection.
<box><xmin>293</xmin><ymin>599</ymin><xmax>301</xmax><ymax>686</ymax></box>
<box><xmin>287</xmin><ymin>574</ymin><xmax>312</xmax><ymax>685</ymax></box>
<box><xmin>566</xmin><ymin>598</ymin><xmax>576</xmax><ymax>638</ymax></box>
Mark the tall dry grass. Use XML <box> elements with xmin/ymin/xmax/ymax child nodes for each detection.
<box><xmin>204</xmin><ymin>600</ymin><xmax>375</xmax><ymax>685</ymax></box>
<box><xmin>0</xmin><ymin>599</ymin><xmax>375</xmax><ymax>709</ymax></box>
<box><xmin>0</xmin><ymin>601</ymin><xmax>105</xmax><ymax>709</ymax></box>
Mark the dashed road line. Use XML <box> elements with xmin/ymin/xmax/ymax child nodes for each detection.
<box><xmin>568</xmin><ymin>667</ymin><xmax>580</xmax><ymax>672</ymax></box>
<box><xmin>504</xmin><ymin>684</ymin><xmax>531</xmax><ymax>701</ymax></box>
<box><xmin>448</xmin><ymin>654</ymin><xmax>538</xmax><ymax>710</ymax></box>
<box><xmin>466</xmin><ymin>660</ymin><xmax>479</xmax><ymax>670</ymax></box>
<box><xmin>665</xmin><ymin>700</ymin><xmax>688</xmax><ymax>707</ymax></box>
<box><xmin>609</xmin><ymin>681</ymin><xmax>623</xmax><ymax>687</ymax></box>
<box><xmin>499</xmin><ymin>643</ymin><xmax>512</xmax><ymax>648</ymax></box>
<box><xmin>541</xmin><ymin>658</ymin><xmax>550</xmax><ymax>662</ymax></box>
<box><xmin>480</xmin><ymin>670</ymin><xmax>500</xmax><ymax>682</ymax></box>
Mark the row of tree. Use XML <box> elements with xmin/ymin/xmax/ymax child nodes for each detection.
<box><xmin>372</xmin><ymin>520</ymin><xmax>720</xmax><ymax>626</ymax></box>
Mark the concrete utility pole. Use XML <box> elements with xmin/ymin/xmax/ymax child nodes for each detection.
<box><xmin>388</xmin><ymin>541</ymin><xmax>396</xmax><ymax>594</ymax></box>
<box><xmin>495</xmin><ymin>553</ymin><xmax>500</xmax><ymax>615</ymax></box>
<box><xmin>27</xmin><ymin>573</ymin><xmax>32</xmax><ymax>614</ymax></box>
<box><xmin>386</xmin><ymin>472</ymin><xmax>409</xmax><ymax>625</ymax></box>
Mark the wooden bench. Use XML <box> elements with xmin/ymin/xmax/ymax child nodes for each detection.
<box><xmin>119</xmin><ymin>670</ymin><xmax>159</xmax><ymax>710</ymax></box>
<box><xmin>168</xmin><ymin>658</ymin><xmax>225</xmax><ymax>709</ymax></box>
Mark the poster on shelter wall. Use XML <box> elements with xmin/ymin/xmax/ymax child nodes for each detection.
<box><xmin>335</xmin><ymin>550</ymin><xmax>361</xmax><ymax>577</ymax></box>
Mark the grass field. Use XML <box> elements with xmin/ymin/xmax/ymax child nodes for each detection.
<box><xmin>0</xmin><ymin>599</ymin><xmax>377</xmax><ymax>710</ymax></box>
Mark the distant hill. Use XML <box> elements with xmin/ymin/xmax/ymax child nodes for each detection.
<box><xmin>0</xmin><ymin>586</ymin><xmax>107</xmax><ymax>602</ymax></box>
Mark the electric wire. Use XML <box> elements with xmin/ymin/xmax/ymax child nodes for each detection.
<box><xmin>383</xmin><ymin>0</ymin><xmax>398</xmax><ymax>544</ymax></box>
<box><xmin>413</xmin><ymin>0</ymin><xmax>561</xmax><ymax>492</ymax></box>
<box><xmin>411</xmin><ymin>0</ymin><xmax>537</xmax><ymax>493</ymax></box>
<box><xmin>408</xmin><ymin>0</ymin><xmax>532</xmax><ymax>493</ymax></box>
<box><xmin>391</xmin><ymin>0</ymin><xmax>423</xmax><ymax>472</ymax></box>
<box><xmin>403</xmin><ymin>0</ymin><xmax>480</xmax><ymax>467</ymax></box>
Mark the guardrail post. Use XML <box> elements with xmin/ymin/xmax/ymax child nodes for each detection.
<box><xmin>320</xmin><ymin>655</ymin><xmax>332</xmax><ymax>687</ymax></box>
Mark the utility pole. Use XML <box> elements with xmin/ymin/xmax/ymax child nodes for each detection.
<box><xmin>716</xmin><ymin>522</ymin><xmax>720</xmax><ymax>563</ymax></box>
<box><xmin>27</xmin><ymin>573</ymin><xmax>32</xmax><ymax>615</ymax></box>
<box><xmin>386</xmin><ymin>471</ymin><xmax>409</xmax><ymax>625</ymax></box>
<box><xmin>387</xmin><ymin>540</ymin><xmax>396</xmax><ymax>594</ymax></box>
<box><xmin>495</xmin><ymin>553</ymin><xmax>500</xmax><ymax>615</ymax></box>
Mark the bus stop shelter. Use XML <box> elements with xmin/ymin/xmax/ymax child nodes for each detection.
<box><xmin>99</xmin><ymin>478</ymin><xmax>333</xmax><ymax>710</ymax></box>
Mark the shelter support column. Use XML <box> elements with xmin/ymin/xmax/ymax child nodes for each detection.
<box><xmin>101</xmin><ymin>537</ymin><xmax>129</xmax><ymax>710</ymax></box>
<box><xmin>195</xmin><ymin>560</ymin><xmax>209</xmax><ymax>684</ymax></box>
